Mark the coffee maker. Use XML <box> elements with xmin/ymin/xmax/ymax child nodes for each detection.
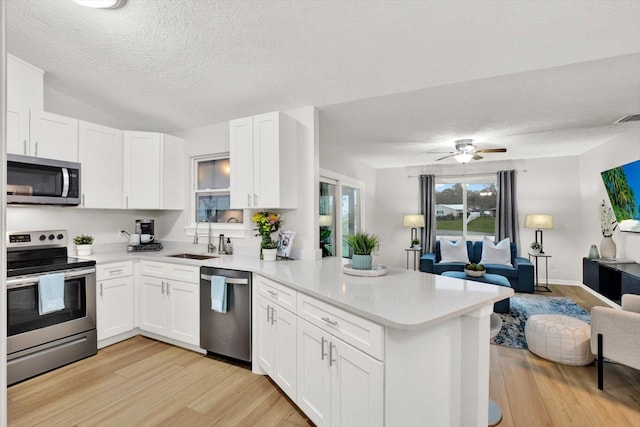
<box><xmin>128</xmin><ymin>219</ymin><xmax>163</xmax><ymax>252</ymax></box>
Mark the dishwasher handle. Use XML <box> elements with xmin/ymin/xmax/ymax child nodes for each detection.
<box><xmin>200</xmin><ymin>274</ymin><xmax>249</xmax><ymax>285</ymax></box>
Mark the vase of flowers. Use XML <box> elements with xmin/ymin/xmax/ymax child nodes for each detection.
<box><xmin>599</xmin><ymin>199</ymin><xmax>618</xmax><ymax>259</ymax></box>
<box><xmin>253</xmin><ymin>211</ymin><xmax>283</xmax><ymax>260</ymax></box>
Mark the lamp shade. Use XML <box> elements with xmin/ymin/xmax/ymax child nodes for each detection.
<box><xmin>454</xmin><ymin>153</ymin><xmax>473</xmax><ymax>164</ymax></box>
<box><xmin>319</xmin><ymin>215</ymin><xmax>333</xmax><ymax>227</ymax></box>
<box><xmin>525</xmin><ymin>214</ymin><xmax>553</xmax><ymax>229</ymax></box>
<box><xmin>403</xmin><ymin>214</ymin><xmax>425</xmax><ymax>228</ymax></box>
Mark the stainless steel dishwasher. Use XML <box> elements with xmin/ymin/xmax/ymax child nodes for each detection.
<box><xmin>200</xmin><ymin>267</ymin><xmax>252</xmax><ymax>362</ymax></box>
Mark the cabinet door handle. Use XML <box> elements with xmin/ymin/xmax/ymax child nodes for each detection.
<box><xmin>266</xmin><ymin>305</ymin><xmax>272</xmax><ymax>323</ymax></box>
<box><xmin>267</xmin><ymin>290</ymin><xmax>278</xmax><ymax>298</ymax></box>
<box><xmin>34</xmin><ymin>141</ymin><xmax>38</xmax><ymax>156</ymax></box>
<box><xmin>271</xmin><ymin>307</ymin><xmax>276</xmax><ymax>325</ymax></box>
<box><xmin>82</xmin><ymin>194</ymin><xmax>85</xmax><ymax>207</ymax></box>
<box><xmin>321</xmin><ymin>317</ymin><xmax>338</xmax><ymax>327</ymax></box>
<box><xmin>329</xmin><ymin>342</ymin><xmax>336</xmax><ymax>367</ymax></box>
<box><xmin>99</xmin><ymin>283</ymin><xmax>103</xmax><ymax>297</ymax></box>
<box><xmin>321</xmin><ymin>336</ymin><xmax>327</xmax><ymax>361</ymax></box>
<box><xmin>125</xmin><ymin>196</ymin><xmax>129</xmax><ymax>209</ymax></box>
<box><xmin>253</xmin><ymin>194</ymin><xmax>258</xmax><ymax>207</ymax></box>
<box><xmin>109</xmin><ymin>269</ymin><xmax>123</xmax><ymax>275</ymax></box>
<box><xmin>161</xmin><ymin>280</ymin><xmax>165</xmax><ymax>294</ymax></box>
<box><xmin>166</xmin><ymin>282</ymin><xmax>170</xmax><ymax>295</ymax></box>
<box><xmin>247</xmin><ymin>194</ymin><xmax>251</xmax><ymax>208</ymax></box>
<box><xmin>23</xmin><ymin>140</ymin><xmax>27</xmax><ymax>155</ymax></box>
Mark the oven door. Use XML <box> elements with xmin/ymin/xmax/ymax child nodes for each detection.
<box><xmin>6</xmin><ymin>267</ymin><xmax>96</xmax><ymax>355</ymax></box>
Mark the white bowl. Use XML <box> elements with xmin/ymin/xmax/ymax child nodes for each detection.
<box><xmin>464</xmin><ymin>269</ymin><xmax>485</xmax><ymax>277</ymax></box>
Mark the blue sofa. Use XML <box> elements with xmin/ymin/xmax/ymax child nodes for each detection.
<box><xmin>420</xmin><ymin>240</ymin><xmax>534</xmax><ymax>293</ymax></box>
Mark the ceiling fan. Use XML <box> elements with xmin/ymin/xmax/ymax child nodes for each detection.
<box><xmin>432</xmin><ymin>139</ymin><xmax>507</xmax><ymax>163</ymax></box>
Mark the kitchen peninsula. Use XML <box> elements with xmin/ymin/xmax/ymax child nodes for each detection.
<box><xmin>87</xmin><ymin>245</ymin><xmax>513</xmax><ymax>427</ymax></box>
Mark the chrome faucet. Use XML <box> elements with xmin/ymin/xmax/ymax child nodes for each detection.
<box><xmin>193</xmin><ymin>220</ymin><xmax>200</xmax><ymax>244</ymax></box>
<box><xmin>207</xmin><ymin>220</ymin><xmax>216</xmax><ymax>253</ymax></box>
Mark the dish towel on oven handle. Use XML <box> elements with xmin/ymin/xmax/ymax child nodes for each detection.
<box><xmin>38</xmin><ymin>272</ymin><xmax>66</xmax><ymax>315</ymax></box>
<box><xmin>211</xmin><ymin>275</ymin><xmax>228</xmax><ymax>313</ymax></box>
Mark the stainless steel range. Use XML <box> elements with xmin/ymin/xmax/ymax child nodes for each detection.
<box><xmin>6</xmin><ymin>229</ymin><xmax>97</xmax><ymax>385</ymax></box>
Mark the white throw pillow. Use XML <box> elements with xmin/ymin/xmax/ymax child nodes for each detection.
<box><xmin>440</xmin><ymin>237</ymin><xmax>470</xmax><ymax>263</ymax></box>
<box><xmin>480</xmin><ymin>237</ymin><xmax>512</xmax><ymax>266</ymax></box>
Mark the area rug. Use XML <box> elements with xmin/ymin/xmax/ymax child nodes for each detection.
<box><xmin>491</xmin><ymin>294</ymin><xmax>591</xmax><ymax>349</ymax></box>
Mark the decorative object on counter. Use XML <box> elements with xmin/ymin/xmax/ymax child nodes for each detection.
<box><xmin>403</xmin><ymin>214</ymin><xmax>425</xmax><ymax>247</ymax></box>
<box><xmin>345</xmin><ymin>232</ymin><xmax>379</xmax><ymax>270</ymax></box>
<box><xmin>73</xmin><ymin>234</ymin><xmax>94</xmax><ymax>256</ymax></box>
<box><xmin>277</xmin><ymin>230</ymin><xmax>296</xmax><ymax>259</ymax></box>
<box><xmin>464</xmin><ymin>263</ymin><xmax>486</xmax><ymax>277</ymax></box>
<box><xmin>262</xmin><ymin>248</ymin><xmax>277</xmax><ymax>262</ymax></box>
<box><xmin>588</xmin><ymin>244</ymin><xmax>600</xmax><ymax>259</ymax></box>
<box><xmin>524</xmin><ymin>214</ymin><xmax>553</xmax><ymax>254</ymax></box>
<box><xmin>343</xmin><ymin>263</ymin><xmax>388</xmax><ymax>277</ymax></box>
<box><xmin>218</xmin><ymin>234</ymin><xmax>226</xmax><ymax>254</ymax></box>
<box><xmin>529</xmin><ymin>241</ymin><xmax>541</xmax><ymax>254</ymax></box>
<box><xmin>224</xmin><ymin>237</ymin><xmax>233</xmax><ymax>255</ymax></box>
<box><xmin>599</xmin><ymin>199</ymin><xmax>618</xmax><ymax>259</ymax></box>
<box><xmin>253</xmin><ymin>211</ymin><xmax>283</xmax><ymax>260</ymax></box>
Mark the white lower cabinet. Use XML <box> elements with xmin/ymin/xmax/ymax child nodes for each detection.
<box><xmin>96</xmin><ymin>262</ymin><xmax>134</xmax><ymax>342</ymax></box>
<box><xmin>139</xmin><ymin>261</ymin><xmax>200</xmax><ymax>347</ymax></box>
<box><xmin>297</xmin><ymin>319</ymin><xmax>383</xmax><ymax>427</ymax></box>
<box><xmin>256</xmin><ymin>294</ymin><xmax>297</xmax><ymax>399</ymax></box>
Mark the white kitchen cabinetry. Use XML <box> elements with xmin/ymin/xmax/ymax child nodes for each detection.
<box><xmin>139</xmin><ymin>261</ymin><xmax>200</xmax><ymax>347</ymax></box>
<box><xmin>229</xmin><ymin>111</ymin><xmax>297</xmax><ymax>209</ymax></box>
<box><xmin>8</xmin><ymin>109</ymin><xmax>79</xmax><ymax>161</ymax></box>
<box><xmin>78</xmin><ymin>121</ymin><xmax>124</xmax><ymax>208</ymax></box>
<box><xmin>296</xmin><ymin>295</ymin><xmax>383</xmax><ymax>427</ymax></box>
<box><xmin>255</xmin><ymin>276</ymin><xmax>298</xmax><ymax>400</ymax></box>
<box><xmin>123</xmin><ymin>131</ymin><xmax>184</xmax><ymax>210</ymax></box>
<box><xmin>6</xmin><ymin>54</ymin><xmax>43</xmax><ymax>157</ymax></box>
<box><xmin>96</xmin><ymin>262</ymin><xmax>135</xmax><ymax>345</ymax></box>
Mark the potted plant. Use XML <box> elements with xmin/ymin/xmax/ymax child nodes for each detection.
<box><xmin>411</xmin><ymin>238</ymin><xmax>420</xmax><ymax>248</ymax></box>
<box><xmin>345</xmin><ymin>232</ymin><xmax>379</xmax><ymax>270</ymax></box>
<box><xmin>530</xmin><ymin>241</ymin><xmax>541</xmax><ymax>254</ymax></box>
<box><xmin>253</xmin><ymin>211</ymin><xmax>283</xmax><ymax>261</ymax></box>
<box><xmin>73</xmin><ymin>234</ymin><xmax>94</xmax><ymax>256</ymax></box>
<box><xmin>464</xmin><ymin>263</ymin><xmax>486</xmax><ymax>277</ymax></box>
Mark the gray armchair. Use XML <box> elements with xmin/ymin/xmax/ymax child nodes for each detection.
<box><xmin>590</xmin><ymin>294</ymin><xmax>640</xmax><ymax>390</ymax></box>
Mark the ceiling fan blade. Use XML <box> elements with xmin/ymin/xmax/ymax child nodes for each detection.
<box><xmin>435</xmin><ymin>154</ymin><xmax>455</xmax><ymax>161</ymax></box>
<box><xmin>476</xmin><ymin>148</ymin><xmax>507</xmax><ymax>153</ymax></box>
<box><xmin>472</xmin><ymin>154</ymin><xmax>483</xmax><ymax>160</ymax></box>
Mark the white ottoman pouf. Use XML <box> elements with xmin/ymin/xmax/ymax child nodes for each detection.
<box><xmin>525</xmin><ymin>314</ymin><xmax>595</xmax><ymax>366</ymax></box>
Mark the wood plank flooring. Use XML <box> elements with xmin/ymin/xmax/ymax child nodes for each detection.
<box><xmin>7</xmin><ymin>285</ymin><xmax>640</xmax><ymax>426</ymax></box>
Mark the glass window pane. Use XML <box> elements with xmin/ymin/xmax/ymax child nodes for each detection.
<box><xmin>320</xmin><ymin>182</ymin><xmax>336</xmax><ymax>257</ymax></box>
<box><xmin>342</xmin><ymin>186</ymin><xmax>360</xmax><ymax>258</ymax></box>
<box><xmin>197</xmin><ymin>159</ymin><xmax>230</xmax><ymax>190</ymax></box>
<box><xmin>466</xmin><ymin>183</ymin><xmax>496</xmax><ymax>238</ymax></box>
<box><xmin>196</xmin><ymin>193</ymin><xmax>243</xmax><ymax>223</ymax></box>
<box><xmin>435</xmin><ymin>183</ymin><xmax>463</xmax><ymax>237</ymax></box>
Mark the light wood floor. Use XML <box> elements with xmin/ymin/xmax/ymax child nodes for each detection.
<box><xmin>7</xmin><ymin>285</ymin><xmax>640</xmax><ymax>426</ymax></box>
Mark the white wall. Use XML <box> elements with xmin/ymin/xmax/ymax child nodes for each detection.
<box><xmin>579</xmin><ymin>124</ymin><xmax>640</xmax><ymax>263</ymax></box>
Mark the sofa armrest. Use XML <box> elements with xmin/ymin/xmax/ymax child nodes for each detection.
<box><xmin>513</xmin><ymin>256</ymin><xmax>534</xmax><ymax>293</ymax></box>
<box><xmin>622</xmin><ymin>294</ymin><xmax>640</xmax><ymax>313</ymax></box>
<box><xmin>591</xmin><ymin>306</ymin><xmax>640</xmax><ymax>369</ymax></box>
<box><xmin>420</xmin><ymin>253</ymin><xmax>437</xmax><ymax>273</ymax></box>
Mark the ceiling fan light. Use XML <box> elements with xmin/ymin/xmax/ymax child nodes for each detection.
<box><xmin>72</xmin><ymin>0</ymin><xmax>126</xmax><ymax>9</ymax></box>
<box><xmin>454</xmin><ymin>153</ymin><xmax>473</xmax><ymax>163</ymax></box>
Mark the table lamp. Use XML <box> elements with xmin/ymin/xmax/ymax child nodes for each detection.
<box><xmin>524</xmin><ymin>214</ymin><xmax>553</xmax><ymax>253</ymax></box>
<box><xmin>403</xmin><ymin>214</ymin><xmax>425</xmax><ymax>246</ymax></box>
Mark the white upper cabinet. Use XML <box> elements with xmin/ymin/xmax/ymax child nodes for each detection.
<box><xmin>229</xmin><ymin>111</ymin><xmax>298</xmax><ymax>209</ymax></box>
<box><xmin>28</xmin><ymin>110</ymin><xmax>79</xmax><ymax>161</ymax></box>
<box><xmin>78</xmin><ymin>121</ymin><xmax>124</xmax><ymax>209</ymax></box>
<box><xmin>6</xmin><ymin>54</ymin><xmax>43</xmax><ymax>156</ymax></box>
<box><xmin>123</xmin><ymin>131</ymin><xmax>184</xmax><ymax>210</ymax></box>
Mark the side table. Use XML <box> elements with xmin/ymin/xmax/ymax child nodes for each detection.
<box><xmin>529</xmin><ymin>252</ymin><xmax>552</xmax><ymax>292</ymax></box>
<box><xmin>405</xmin><ymin>247</ymin><xmax>422</xmax><ymax>271</ymax></box>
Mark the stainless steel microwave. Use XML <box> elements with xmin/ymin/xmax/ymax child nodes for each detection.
<box><xmin>7</xmin><ymin>154</ymin><xmax>81</xmax><ymax>206</ymax></box>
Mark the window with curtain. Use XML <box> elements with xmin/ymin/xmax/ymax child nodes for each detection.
<box><xmin>435</xmin><ymin>177</ymin><xmax>497</xmax><ymax>241</ymax></box>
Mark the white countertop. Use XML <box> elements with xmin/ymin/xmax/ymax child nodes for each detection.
<box><xmin>83</xmin><ymin>242</ymin><xmax>514</xmax><ymax>331</ymax></box>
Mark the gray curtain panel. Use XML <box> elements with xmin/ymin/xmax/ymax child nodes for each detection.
<box><xmin>419</xmin><ymin>174</ymin><xmax>437</xmax><ymax>254</ymax></box>
<box><xmin>496</xmin><ymin>170</ymin><xmax>519</xmax><ymax>248</ymax></box>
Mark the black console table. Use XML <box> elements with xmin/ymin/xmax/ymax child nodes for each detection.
<box><xmin>582</xmin><ymin>258</ymin><xmax>640</xmax><ymax>303</ymax></box>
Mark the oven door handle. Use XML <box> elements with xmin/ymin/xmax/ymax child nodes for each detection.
<box><xmin>6</xmin><ymin>268</ymin><xmax>96</xmax><ymax>289</ymax></box>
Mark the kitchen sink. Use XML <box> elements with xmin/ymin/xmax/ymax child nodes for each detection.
<box><xmin>167</xmin><ymin>253</ymin><xmax>218</xmax><ymax>260</ymax></box>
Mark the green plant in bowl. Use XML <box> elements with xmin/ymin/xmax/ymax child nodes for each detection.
<box><xmin>73</xmin><ymin>235</ymin><xmax>94</xmax><ymax>245</ymax></box>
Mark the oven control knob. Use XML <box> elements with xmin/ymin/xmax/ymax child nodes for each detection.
<box><xmin>57</xmin><ymin>233</ymin><xmax>64</xmax><ymax>240</ymax></box>
<box><xmin>48</xmin><ymin>234</ymin><xmax>55</xmax><ymax>240</ymax></box>
<box><xmin>39</xmin><ymin>234</ymin><xmax>46</xmax><ymax>241</ymax></box>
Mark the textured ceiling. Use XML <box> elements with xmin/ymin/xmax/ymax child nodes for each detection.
<box><xmin>6</xmin><ymin>0</ymin><xmax>640</xmax><ymax>168</ymax></box>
